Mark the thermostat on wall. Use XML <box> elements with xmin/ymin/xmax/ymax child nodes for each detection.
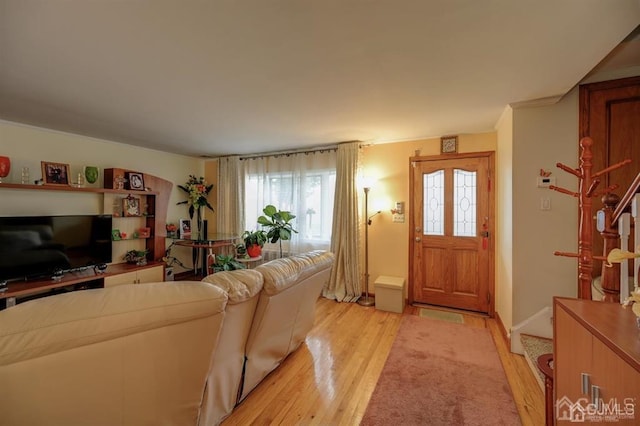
<box><xmin>537</xmin><ymin>176</ymin><xmax>556</xmax><ymax>188</ymax></box>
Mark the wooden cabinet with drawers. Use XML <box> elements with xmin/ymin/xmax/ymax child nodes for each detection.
<box><xmin>554</xmin><ymin>297</ymin><xmax>640</xmax><ymax>424</ymax></box>
<box><xmin>103</xmin><ymin>264</ymin><xmax>165</xmax><ymax>288</ymax></box>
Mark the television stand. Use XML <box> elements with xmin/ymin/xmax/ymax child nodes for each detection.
<box><xmin>0</xmin><ymin>262</ymin><xmax>165</xmax><ymax>310</ymax></box>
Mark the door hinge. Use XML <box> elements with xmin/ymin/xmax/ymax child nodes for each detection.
<box><xmin>487</xmin><ymin>292</ymin><xmax>491</xmax><ymax>303</ymax></box>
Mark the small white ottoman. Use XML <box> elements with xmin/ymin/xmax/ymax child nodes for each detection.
<box><xmin>374</xmin><ymin>275</ymin><xmax>405</xmax><ymax>313</ymax></box>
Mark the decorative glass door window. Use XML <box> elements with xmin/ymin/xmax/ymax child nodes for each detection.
<box><xmin>423</xmin><ymin>170</ymin><xmax>444</xmax><ymax>236</ymax></box>
<box><xmin>453</xmin><ymin>169</ymin><xmax>477</xmax><ymax>237</ymax></box>
<box><xmin>422</xmin><ymin>168</ymin><xmax>477</xmax><ymax>237</ymax></box>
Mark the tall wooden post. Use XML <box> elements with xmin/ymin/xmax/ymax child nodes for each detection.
<box><xmin>551</xmin><ymin>136</ymin><xmax>629</xmax><ymax>300</ymax></box>
<box><xmin>577</xmin><ymin>138</ymin><xmax>594</xmax><ymax>299</ymax></box>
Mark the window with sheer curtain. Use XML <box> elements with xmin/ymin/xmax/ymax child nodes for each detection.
<box><xmin>242</xmin><ymin>150</ymin><xmax>337</xmax><ymax>256</ymax></box>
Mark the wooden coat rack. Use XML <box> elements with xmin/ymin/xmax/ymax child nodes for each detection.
<box><xmin>550</xmin><ymin>137</ymin><xmax>631</xmax><ymax>301</ymax></box>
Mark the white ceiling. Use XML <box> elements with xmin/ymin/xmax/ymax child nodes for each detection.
<box><xmin>1</xmin><ymin>1</ymin><xmax>639</xmax><ymax>157</ymax></box>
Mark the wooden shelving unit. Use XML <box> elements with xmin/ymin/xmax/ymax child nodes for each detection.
<box><xmin>0</xmin><ymin>182</ymin><xmax>156</xmax><ymax>195</ymax></box>
<box><xmin>0</xmin><ymin>172</ymin><xmax>173</xmax><ymax>306</ymax></box>
<box><xmin>0</xmin><ymin>172</ymin><xmax>171</xmax><ymax>262</ymax></box>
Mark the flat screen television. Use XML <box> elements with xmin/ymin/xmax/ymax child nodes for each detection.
<box><xmin>0</xmin><ymin>215</ymin><xmax>112</xmax><ymax>282</ymax></box>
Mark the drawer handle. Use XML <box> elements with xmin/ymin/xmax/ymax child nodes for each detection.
<box><xmin>581</xmin><ymin>373</ymin><xmax>590</xmax><ymax>395</ymax></box>
<box><xmin>591</xmin><ymin>384</ymin><xmax>601</xmax><ymax>408</ymax></box>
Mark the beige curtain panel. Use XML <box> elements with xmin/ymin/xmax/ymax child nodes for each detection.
<box><xmin>323</xmin><ymin>142</ymin><xmax>361</xmax><ymax>302</ymax></box>
<box><xmin>217</xmin><ymin>156</ymin><xmax>244</xmax><ymax>238</ymax></box>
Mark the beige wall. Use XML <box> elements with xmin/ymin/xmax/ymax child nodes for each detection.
<box><xmin>0</xmin><ymin>120</ymin><xmax>204</xmax><ymax>273</ymax></box>
<box><xmin>506</xmin><ymin>67</ymin><xmax>640</xmax><ymax>327</ymax></box>
<box><xmin>495</xmin><ymin>106</ymin><xmax>514</xmax><ymax>331</ymax></box>
<box><xmin>511</xmin><ymin>92</ymin><xmax>580</xmax><ymax>325</ymax></box>
<box><xmin>361</xmin><ymin>133</ymin><xmax>496</xmax><ymax>298</ymax></box>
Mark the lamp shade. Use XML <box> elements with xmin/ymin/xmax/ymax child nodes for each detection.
<box><xmin>359</xmin><ymin>175</ymin><xmax>376</xmax><ymax>190</ymax></box>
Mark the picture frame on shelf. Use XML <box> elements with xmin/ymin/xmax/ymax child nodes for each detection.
<box><xmin>123</xmin><ymin>195</ymin><xmax>141</xmax><ymax>217</ymax></box>
<box><xmin>125</xmin><ymin>171</ymin><xmax>145</xmax><ymax>191</ymax></box>
<box><xmin>41</xmin><ymin>161</ymin><xmax>71</xmax><ymax>186</ymax></box>
<box><xmin>179</xmin><ymin>218</ymin><xmax>191</xmax><ymax>238</ymax></box>
<box><xmin>111</xmin><ymin>229</ymin><xmax>121</xmax><ymax>241</ymax></box>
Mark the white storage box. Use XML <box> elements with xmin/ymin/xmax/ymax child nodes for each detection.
<box><xmin>374</xmin><ymin>275</ymin><xmax>405</xmax><ymax>313</ymax></box>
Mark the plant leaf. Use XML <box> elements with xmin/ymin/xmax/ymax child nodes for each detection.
<box><xmin>257</xmin><ymin>216</ymin><xmax>272</xmax><ymax>226</ymax></box>
<box><xmin>263</xmin><ymin>205</ymin><xmax>277</xmax><ymax>217</ymax></box>
<box><xmin>279</xmin><ymin>228</ymin><xmax>291</xmax><ymax>240</ymax></box>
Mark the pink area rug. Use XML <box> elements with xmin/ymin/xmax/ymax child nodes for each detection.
<box><xmin>361</xmin><ymin>315</ymin><xmax>521</xmax><ymax>426</ymax></box>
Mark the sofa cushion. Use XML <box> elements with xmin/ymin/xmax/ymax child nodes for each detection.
<box><xmin>0</xmin><ymin>281</ymin><xmax>227</xmax><ymax>366</ymax></box>
<box><xmin>199</xmin><ymin>269</ymin><xmax>264</xmax><ymax>424</ymax></box>
<box><xmin>201</xmin><ymin>269</ymin><xmax>263</xmax><ymax>304</ymax></box>
<box><xmin>255</xmin><ymin>250</ymin><xmax>334</xmax><ymax>296</ymax></box>
<box><xmin>240</xmin><ymin>250</ymin><xmax>334</xmax><ymax>401</ymax></box>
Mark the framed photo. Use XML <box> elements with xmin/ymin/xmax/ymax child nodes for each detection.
<box><xmin>440</xmin><ymin>135</ymin><xmax>458</xmax><ymax>154</ymax></box>
<box><xmin>123</xmin><ymin>195</ymin><xmax>141</xmax><ymax>217</ymax></box>
<box><xmin>179</xmin><ymin>218</ymin><xmax>192</xmax><ymax>238</ymax></box>
<box><xmin>111</xmin><ymin>229</ymin><xmax>121</xmax><ymax>241</ymax></box>
<box><xmin>41</xmin><ymin>161</ymin><xmax>70</xmax><ymax>185</ymax></box>
<box><xmin>125</xmin><ymin>171</ymin><xmax>145</xmax><ymax>190</ymax></box>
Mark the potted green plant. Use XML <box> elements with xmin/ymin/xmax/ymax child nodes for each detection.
<box><xmin>242</xmin><ymin>230</ymin><xmax>267</xmax><ymax>258</ymax></box>
<box><xmin>210</xmin><ymin>254</ymin><xmax>246</xmax><ymax>273</ymax></box>
<box><xmin>257</xmin><ymin>204</ymin><xmax>298</xmax><ymax>258</ymax></box>
<box><xmin>124</xmin><ymin>249</ymin><xmax>148</xmax><ymax>266</ymax></box>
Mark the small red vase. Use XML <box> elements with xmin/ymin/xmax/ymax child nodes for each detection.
<box><xmin>0</xmin><ymin>156</ymin><xmax>10</xmax><ymax>182</ymax></box>
<box><xmin>246</xmin><ymin>244</ymin><xmax>262</xmax><ymax>258</ymax></box>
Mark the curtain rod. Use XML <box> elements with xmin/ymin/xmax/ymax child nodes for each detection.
<box><xmin>239</xmin><ymin>145</ymin><xmax>339</xmax><ymax>160</ymax></box>
<box><xmin>212</xmin><ymin>140</ymin><xmax>369</xmax><ymax>161</ymax></box>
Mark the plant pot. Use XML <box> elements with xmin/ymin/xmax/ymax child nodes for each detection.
<box><xmin>246</xmin><ymin>244</ymin><xmax>262</xmax><ymax>258</ymax></box>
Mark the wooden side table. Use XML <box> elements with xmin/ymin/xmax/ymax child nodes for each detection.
<box><xmin>174</xmin><ymin>234</ymin><xmax>237</xmax><ymax>276</ymax></box>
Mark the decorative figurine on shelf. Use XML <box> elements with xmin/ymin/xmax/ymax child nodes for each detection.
<box><xmin>84</xmin><ymin>166</ymin><xmax>99</xmax><ymax>184</ymax></box>
<box><xmin>166</xmin><ymin>223</ymin><xmax>177</xmax><ymax>238</ymax></box>
<box><xmin>0</xmin><ymin>156</ymin><xmax>10</xmax><ymax>183</ymax></box>
<box><xmin>21</xmin><ymin>166</ymin><xmax>29</xmax><ymax>184</ymax></box>
<box><xmin>115</xmin><ymin>174</ymin><xmax>126</xmax><ymax>190</ymax></box>
<box><xmin>75</xmin><ymin>172</ymin><xmax>85</xmax><ymax>188</ymax></box>
<box><xmin>138</xmin><ymin>227</ymin><xmax>151</xmax><ymax>238</ymax></box>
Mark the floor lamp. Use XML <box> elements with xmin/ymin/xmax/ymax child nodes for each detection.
<box><xmin>358</xmin><ymin>186</ymin><xmax>380</xmax><ymax>307</ymax></box>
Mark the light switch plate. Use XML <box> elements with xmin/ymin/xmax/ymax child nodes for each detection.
<box><xmin>541</xmin><ymin>198</ymin><xmax>551</xmax><ymax>210</ymax></box>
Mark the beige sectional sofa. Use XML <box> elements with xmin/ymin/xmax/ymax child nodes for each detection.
<box><xmin>0</xmin><ymin>250</ymin><xmax>334</xmax><ymax>426</ymax></box>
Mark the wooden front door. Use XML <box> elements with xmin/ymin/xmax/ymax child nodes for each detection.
<box><xmin>409</xmin><ymin>152</ymin><xmax>494</xmax><ymax>314</ymax></box>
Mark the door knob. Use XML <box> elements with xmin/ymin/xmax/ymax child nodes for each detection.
<box><xmin>415</xmin><ymin>237</ymin><xmax>421</xmax><ymax>242</ymax></box>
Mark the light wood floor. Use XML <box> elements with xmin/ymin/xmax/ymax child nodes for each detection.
<box><xmin>222</xmin><ymin>298</ymin><xmax>545</xmax><ymax>425</ymax></box>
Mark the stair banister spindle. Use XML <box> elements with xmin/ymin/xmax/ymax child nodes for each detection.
<box><xmin>619</xmin><ymin>212</ymin><xmax>631</xmax><ymax>302</ymax></box>
<box><xmin>633</xmin><ymin>194</ymin><xmax>640</xmax><ymax>292</ymax></box>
